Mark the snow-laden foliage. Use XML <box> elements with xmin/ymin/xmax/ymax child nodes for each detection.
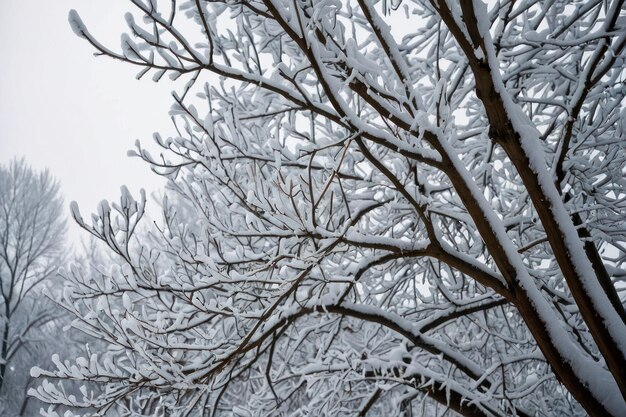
<box><xmin>0</xmin><ymin>159</ymin><xmax>67</xmax><ymax>414</ymax></box>
<box><xmin>33</xmin><ymin>1</ymin><xmax>626</xmax><ymax>416</ymax></box>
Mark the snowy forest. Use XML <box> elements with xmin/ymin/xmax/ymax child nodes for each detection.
<box><xmin>1</xmin><ymin>0</ymin><xmax>626</xmax><ymax>416</ymax></box>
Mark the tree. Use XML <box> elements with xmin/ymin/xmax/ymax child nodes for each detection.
<box><xmin>31</xmin><ymin>1</ymin><xmax>626</xmax><ymax>416</ymax></box>
<box><xmin>0</xmin><ymin>159</ymin><xmax>66</xmax><ymax>412</ymax></box>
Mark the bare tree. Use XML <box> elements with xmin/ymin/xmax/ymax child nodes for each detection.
<box><xmin>0</xmin><ymin>160</ymin><xmax>66</xmax><ymax>408</ymax></box>
<box><xmin>32</xmin><ymin>1</ymin><xmax>626</xmax><ymax>416</ymax></box>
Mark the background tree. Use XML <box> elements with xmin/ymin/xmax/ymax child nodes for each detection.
<box><xmin>32</xmin><ymin>1</ymin><xmax>626</xmax><ymax>416</ymax></box>
<box><xmin>0</xmin><ymin>159</ymin><xmax>66</xmax><ymax>414</ymax></box>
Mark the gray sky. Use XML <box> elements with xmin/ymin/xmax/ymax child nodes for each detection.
<box><xmin>0</xmin><ymin>1</ymin><xmax>179</xmax><ymax>245</ymax></box>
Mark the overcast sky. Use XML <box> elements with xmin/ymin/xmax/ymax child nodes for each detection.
<box><xmin>0</xmin><ymin>1</ymin><xmax>180</xmax><ymax>245</ymax></box>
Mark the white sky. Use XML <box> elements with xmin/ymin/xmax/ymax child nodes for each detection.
<box><xmin>0</xmin><ymin>1</ymin><xmax>180</xmax><ymax>246</ymax></box>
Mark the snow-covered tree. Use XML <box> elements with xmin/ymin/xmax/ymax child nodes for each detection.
<box><xmin>32</xmin><ymin>1</ymin><xmax>626</xmax><ymax>416</ymax></box>
<box><xmin>0</xmin><ymin>159</ymin><xmax>67</xmax><ymax>414</ymax></box>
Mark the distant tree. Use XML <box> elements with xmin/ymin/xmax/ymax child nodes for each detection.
<box><xmin>0</xmin><ymin>159</ymin><xmax>66</xmax><ymax>412</ymax></box>
<box><xmin>32</xmin><ymin>1</ymin><xmax>626</xmax><ymax>417</ymax></box>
